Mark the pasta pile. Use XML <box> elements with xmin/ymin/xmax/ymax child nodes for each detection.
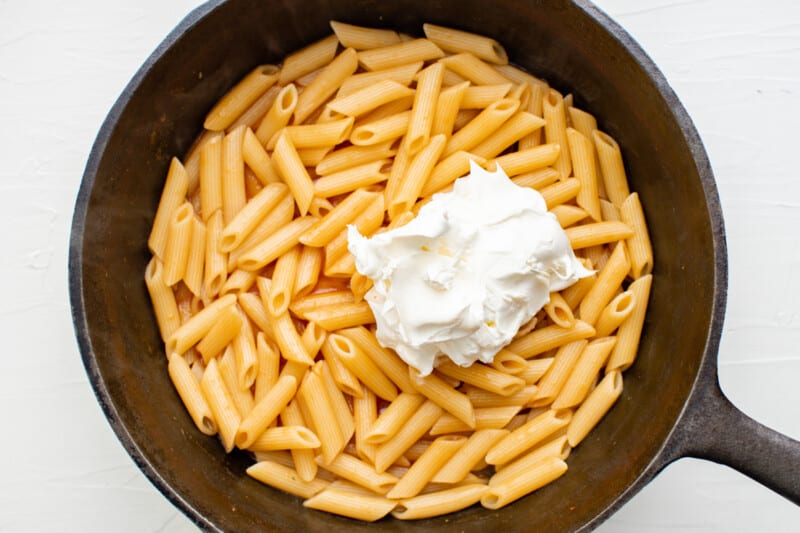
<box><xmin>144</xmin><ymin>21</ymin><xmax>654</xmax><ymax>521</ymax></box>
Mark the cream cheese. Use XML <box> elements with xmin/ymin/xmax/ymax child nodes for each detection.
<box><xmin>347</xmin><ymin>161</ymin><xmax>591</xmax><ymax>375</ymax></box>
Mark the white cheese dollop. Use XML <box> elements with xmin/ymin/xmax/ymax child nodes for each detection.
<box><xmin>347</xmin><ymin>161</ymin><xmax>592</xmax><ymax>375</ymax></box>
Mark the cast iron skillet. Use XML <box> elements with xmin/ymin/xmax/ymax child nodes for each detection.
<box><xmin>69</xmin><ymin>0</ymin><xmax>800</xmax><ymax>531</ymax></box>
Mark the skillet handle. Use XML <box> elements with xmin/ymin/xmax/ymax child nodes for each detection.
<box><xmin>673</xmin><ymin>376</ymin><xmax>800</xmax><ymax>505</ymax></box>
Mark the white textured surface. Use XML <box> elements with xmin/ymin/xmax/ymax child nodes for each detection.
<box><xmin>1</xmin><ymin>1</ymin><xmax>798</xmax><ymax>531</ymax></box>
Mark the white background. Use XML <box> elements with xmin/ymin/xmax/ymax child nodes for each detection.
<box><xmin>1</xmin><ymin>0</ymin><xmax>799</xmax><ymax>531</ymax></box>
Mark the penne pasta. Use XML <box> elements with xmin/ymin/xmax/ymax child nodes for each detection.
<box><xmin>431</xmin><ymin>81</ymin><xmax>469</xmax><ymax>140</ymax></box>
<box><xmin>219</xmin><ymin>268</ymin><xmax>257</xmax><ymax>296</ymax></box>
<box><xmin>268</xmin><ymin>117</ymin><xmax>354</xmax><ymax>151</ymax></box>
<box><xmin>319</xmin><ymin>335</ymin><xmax>362</xmax><ymax>398</ymax></box>
<box><xmin>443</xmin><ymin>98</ymin><xmax>519</xmax><ymax>157</ymax></box>
<box><xmin>144</xmin><ymin>258</ymin><xmax>181</xmax><ymax>342</ymax></box>
<box><xmin>300</xmin><ymin>301</ymin><xmax>375</xmax><ymax>330</ymax></box>
<box><xmin>235</xmin><ymin>374</ymin><xmax>297</xmax><ymax>449</ymax></box>
<box><xmin>531</xmin><ymin>340</ymin><xmax>588</xmax><ymax>406</ymax></box>
<box><xmin>300</xmin><ymin>321</ymin><xmax>327</xmax><ymax>359</ymax></box>
<box><xmin>338</xmin><ymin>62</ymin><xmax>421</xmax><ymax>97</ymax></box>
<box><xmin>469</xmin><ymin>111</ymin><xmax>545</xmax><ymax>160</ymax></box>
<box><xmin>149</xmin><ymin>158</ymin><xmax>190</xmax><ymax>259</ymax></box>
<box><xmin>460</xmin><ymin>84</ymin><xmax>512</xmax><ymax>109</ymax></box>
<box><xmin>565</xmin><ymin>221</ymin><xmax>634</xmax><ymax>249</ymax></box>
<box><xmin>405</xmin><ymin>62</ymin><xmax>445</xmax><ymax>155</ymax></box>
<box><xmin>297</xmin><ymin>369</ymin><xmax>344</xmax><ymax>465</ymax></box>
<box><xmin>408</xmin><ymin>367</ymin><xmax>475</xmax><ymax>428</ymax></box>
<box><xmin>440</xmin><ymin>52</ymin><xmax>512</xmax><ymax>85</ymax></box>
<box><xmin>227</xmin><ymin>193</ymin><xmax>295</xmax><ymax>267</ymax></box>
<box><xmin>544</xmin><ymin>292</ymin><xmax>575</xmax><ymax>328</ymax></box>
<box><xmin>205</xmin><ymin>65</ymin><xmax>280</xmax><ymax>131</ymax></box>
<box><xmin>308</xmin><ymin>196</ymin><xmax>334</xmax><ymax>218</ymax></box>
<box><xmin>432</xmin><ymin>429</ymin><xmax>508</xmax><ymax>484</ymax></box>
<box><xmin>593</xmin><ymin>130</ymin><xmax>630</xmax><ymax>207</ymax></box>
<box><xmin>490</xmin><ymin>349</ymin><xmax>529</xmax><ymax>375</ymax></box>
<box><xmin>316</xmin><ymin>453</ymin><xmax>398</xmax><ymax>495</ymax></box>
<box><xmin>315</xmin><ymin>361</ymin><xmax>356</xmax><ymax>445</ymax></box>
<box><xmin>393</xmin><ymin>484</ymin><xmax>489</xmax><ymax>520</ymax></box>
<box><xmin>221</xmin><ymin>126</ymin><xmax>247</xmax><ymax>224</ymax></box>
<box><xmin>353</xmin><ymin>384</ymin><xmax>378</xmax><ymax>462</ymax></box>
<box><xmin>293</xmin><ymin>246</ymin><xmax>324</xmax><ymax>298</ymax></box>
<box><xmin>435</xmin><ymin>360</ymin><xmax>525</xmax><ymax>397</ymax></box>
<box><xmin>513</xmin><ymin>166</ymin><xmax>560</xmax><ymax>190</ymax></box>
<box><xmin>466</xmin><ymin>384</ymin><xmax>538</xmax><ymax>408</ymax></box>
<box><xmin>579</xmin><ymin>242</ymin><xmax>631</xmax><ymax>326</ymax></box>
<box><xmin>247</xmin><ymin>425</ymin><xmax>321</xmax><ymax>452</ymax></box>
<box><xmin>419</xmin><ymin>150</ymin><xmax>485</xmax><ymax>197</ymax></box>
<box><xmin>195</xmin><ymin>304</ymin><xmax>242</xmax><ymax>363</ymax></box>
<box><xmin>299</xmin><ymin>188</ymin><xmax>378</xmax><ymax>247</ymax></box>
<box><xmin>482</xmin><ymin>456</ymin><xmax>568</xmax><ymax>509</ymax></box>
<box><xmin>247</xmin><ymin>460</ymin><xmax>329</xmax><ymax>499</ymax></box>
<box><xmin>237</xmin><ymin>215</ymin><xmax>317</xmax><ymax>271</ymax></box>
<box><xmin>198</xmin><ymin>133</ymin><xmax>224</xmax><ymax>221</ymax></box>
<box><xmin>327</xmin><ymin>79</ymin><xmax>416</xmax><ymax>118</ymax></box>
<box><xmin>553</xmin><ymin>336</ymin><xmax>617</xmax><ymax>409</ymax></box>
<box><xmin>254</xmin><ymin>332</ymin><xmax>280</xmax><ymax>401</ymax></box>
<box><xmin>338</xmin><ymin>326</ymin><xmax>417</xmax><ymax>394</ymax></box>
<box><xmin>358</xmin><ymin>39</ymin><xmax>444</xmax><ymax>71</ymax></box>
<box><xmin>227</xmin><ymin>84</ymin><xmax>280</xmax><ymax>133</ymax></box>
<box><xmin>327</xmin><ymin>333</ymin><xmax>398</xmax><ymax>401</ymax></box>
<box><xmin>374</xmin><ymin>400</ymin><xmax>443</xmax><ymax>473</ymax></box>
<box><xmin>290</xmin><ymin>290</ymin><xmax>354</xmax><ymax>316</ymax></box>
<box><xmin>271</xmin><ymin>132</ymin><xmax>315</xmax><ymax>216</ymax></box>
<box><xmin>255</xmin><ymin>83</ymin><xmax>298</xmax><ymax>145</ymax></box>
<box><xmin>387</xmin><ymin>436</ymin><xmax>466</xmax><ymax>499</ymax></box>
<box><xmin>162</xmin><ymin>202</ymin><xmax>194</xmax><ymax>286</ymax></box>
<box><xmin>267</xmin><ymin>245</ymin><xmax>301</xmax><ymax>316</ymax></box>
<box><xmin>202</xmin><ymin>210</ymin><xmax>227</xmax><ymax>298</ymax></box>
<box><xmin>567</xmin><ymin>127</ymin><xmax>602</xmax><ymax>221</ymax></box>
<box><xmin>492</xmin><ymin>436</ymin><xmax>570</xmax><ymax>484</ymax></box>
<box><xmin>167</xmin><ymin>352</ymin><xmax>217</xmax><ymax>436</ymax></box>
<box><xmin>494</xmin><ymin>64</ymin><xmax>547</xmax><ymax>89</ymax></box>
<box><xmin>594</xmin><ymin>290</ymin><xmax>636</xmax><ymax>338</ymax></box>
<box><xmin>200</xmin><ymin>358</ymin><xmax>241</xmax><ymax>452</ymax></box>
<box><xmin>606</xmin><ymin>274</ymin><xmax>652</xmax><ymax>372</ymax></box>
<box><xmin>429</xmin><ymin>405</ymin><xmax>522</xmax><ymax>435</ymax></box>
<box><xmin>543</xmin><ymin>89</ymin><xmax>571</xmax><ymax>179</ymax></box>
<box><xmin>485</xmin><ymin>409</ymin><xmax>572</xmax><ymax>465</ymax></box>
<box><xmin>423</xmin><ymin>23</ymin><xmax>508</xmax><ymax>64</ymax></box>
<box><xmin>567</xmin><ymin>370</ymin><xmax>623</xmax><ymax>446</ymax></box>
<box><xmin>551</xmin><ymin>204</ymin><xmax>588</xmax><ymax>228</ymax></box>
<box><xmin>242</xmin><ymin>128</ymin><xmax>280</xmax><ymax>186</ymax></box>
<box><xmin>315</xmin><ymin>141</ymin><xmax>396</xmax><ymax>176</ymax></box>
<box><xmin>620</xmin><ymin>192</ymin><xmax>654</xmax><ymax>278</ymax></box>
<box><xmin>389</xmin><ymin>134</ymin><xmax>446</xmax><ymax>219</ymax></box>
<box><xmin>351</xmin><ymin>111</ymin><xmax>411</xmax><ymax>146</ymax></box>
<box><xmin>219</xmin><ymin>182</ymin><xmax>288</xmax><ymax>252</ymax></box>
<box><xmin>313</xmin><ymin>159</ymin><xmax>389</xmax><ymax>197</ymax></box>
<box><xmin>279</xmin><ymin>34</ymin><xmax>339</xmax><ymax>86</ymax></box>
<box><xmin>519</xmin><ymin>358</ymin><xmax>555</xmax><ymax>384</ymax></box>
<box><xmin>488</xmin><ymin>143</ymin><xmax>560</xmax><ymax>177</ymax></box>
<box><xmin>303</xmin><ymin>484</ymin><xmax>396</xmax><ymax>522</ymax></box>
<box><xmin>365</xmin><ymin>392</ymin><xmax>426</xmax><ymax>444</ymax></box>
<box><xmin>330</xmin><ymin>20</ymin><xmax>402</xmax><ymax>50</ymax></box>
<box><xmin>166</xmin><ymin>293</ymin><xmax>237</xmax><ymax>355</ymax></box>
<box><xmin>506</xmin><ymin>321</ymin><xmax>595</xmax><ymax>359</ymax></box>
